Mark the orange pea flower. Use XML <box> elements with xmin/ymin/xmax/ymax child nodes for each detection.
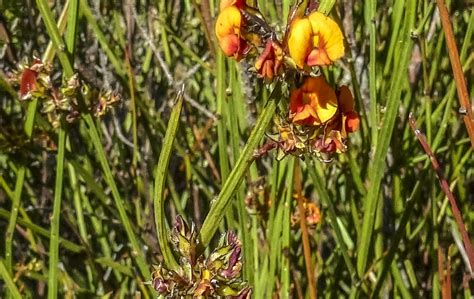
<box><xmin>215</xmin><ymin>0</ymin><xmax>253</xmax><ymax>60</ymax></box>
<box><xmin>314</xmin><ymin>86</ymin><xmax>360</xmax><ymax>153</ymax></box>
<box><xmin>215</xmin><ymin>5</ymin><xmax>248</xmax><ymax>59</ymax></box>
<box><xmin>254</xmin><ymin>40</ymin><xmax>283</xmax><ymax>80</ymax></box>
<box><xmin>337</xmin><ymin>85</ymin><xmax>360</xmax><ymax>134</ymax></box>
<box><xmin>289</xmin><ymin>76</ymin><xmax>338</xmax><ymax>126</ymax></box>
<box><xmin>287</xmin><ymin>12</ymin><xmax>344</xmax><ymax>68</ymax></box>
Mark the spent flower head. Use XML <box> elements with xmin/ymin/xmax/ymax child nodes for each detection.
<box><xmin>151</xmin><ymin>216</ymin><xmax>251</xmax><ymax>298</ymax></box>
<box><xmin>11</xmin><ymin>58</ymin><xmax>120</xmax><ymax>127</ymax></box>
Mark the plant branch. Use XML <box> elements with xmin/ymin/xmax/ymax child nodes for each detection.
<box><xmin>409</xmin><ymin>113</ymin><xmax>474</xmax><ymax>273</ymax></box>
<box><xmin>436</xmin><ymin>0</ymin><xmax>474</xmax><ymax>147</ymax></box>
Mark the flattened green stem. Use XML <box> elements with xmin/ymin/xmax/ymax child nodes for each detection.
<box><xmin>65</xmin><ymin>0</ymin><xmax>79</xmax><ymax>57</ymax></box>
<box><xmin>217</xmin><ymin>52</ymin><xmax>230</xmax><ymax>181</ymax></box>
<box><xmin>36</xmin><ymin>0</ymin><xmax>74</xmax><ymax>76</ymax></box>
<box><xmin>0</xmin><ymin>260</ymin><xmax>21</xmax><ymax>299</ymax></box>
<box><xmin>280</xmin><ymin>158</ymin><xmax>295</xmax><ymax>299</ymax></box>
<box><xmin>154</xmin><ymin>90</ymin><xmax>184</xmax><ymax>270</ymax></box>
<box><xmin>198</xmin><ymin>83</ymin><xmax>280</xmax><ymax>250</ymax></box>
<box><xmin>356</xmin><ymin>0</ymin><xmax>417</xmax><ymax>278</ymax></box>
<box><xmin>4</xmin><ymin>168</ymin><xmax>26</xmax><ymax>274</ymax></box>
<box><xmin>47</xmin><ymin>124</ymin><xmax>67</xmax><ymax>299</ymax></box>
<box><xmin>366</xmin><ymin>0</ymin><xmax>378</xmax><ymax>148</ymax></box>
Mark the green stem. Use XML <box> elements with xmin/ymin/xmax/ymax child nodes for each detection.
<box><xmin>154</xmin><ymin>91</ymin><xmax>184</xmax><ymax>270</ymax></box>
<box><xmin>36</xmin><ymin>0</ymin><xmax>74</xmax><ymax>76</ymax></box>
<box><xmin>65</xmin><ymin>0</ymin><xmax>79</xmax><ymax>58</ymax></box>
<box><xmin>4</xmin><ymin>168</ymin><xmax>26</xmax><ymax>274</ymax></box>
<box><xmin>79</xmin><ymin>0</ymin><xmax>126</xmax><ymax>78</ymax></box>
<box><xmin>0</xmin><ymin>260</ymin><xmax>21</xmax><ymax>299</ymax></box>
<box><xmin>280</xmin><ymin>158</ymin><xmax>295</xmax><ymax>298</ymax></box>
<box><xmin>83</xmin><ymin>113</ymin><xmax>151</xmax><ymax>280</ymax></box>
<box><xmin>366</xmin><ymin>0</ymin><xmax>378</xmax><ymax>149</ymax></box>
<box><xmin>0</xmin><ymin>208</ymin><xmax>83</xmax><ymax>253</ymax></box>
<box><xmin>356</xmin><ymin>0</ymin><xmax>417</xmax><ymax>278</ymax></box>
<box><xmin>4</xmin><ymin>94</ymin><xmax>39</xmax><ymax>282</ymax></box>
<box><xmin>198</xmin><ymin>83</ymin><xmax>280</xmax><ymax>250</ymax></box>
<box><xmin>371</xmin><ymin>182</ymin><xmax>421</xmax><ymax>297</ymax></box>
<box><xmin>318</xmin><ymin>0</ymin><xmax>337</xmax><ymax>14</ymax></box>
<box><xmin>47</xmin><ymin>124</ymin><xmax>67</xmax><ymax>299</ymax></box>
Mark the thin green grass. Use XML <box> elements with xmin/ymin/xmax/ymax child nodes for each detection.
<box><xmin>0</xmin><ymin>0</ymin><xmax>473</xmax><ymax>297</ymax></box>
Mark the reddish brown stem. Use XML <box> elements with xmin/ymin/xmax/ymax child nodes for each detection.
<box><xmin>252</xmin><ymin>141</ymin><xmax>278</xmax><ymax>159</ymax></box>
<box><xmin>438</xmin><ymin>246</ymin><xmax>452</xmax><ymax>299</ymax></box>
<box><xmin>295</xmin><ymin>161</ymin><xmax>317</xmax><ymax>299</ymax></box>
<box><xmin>409</xmin><ymin>113</ymin><xmax>474</xmax><ymax>272</ymax></box>
<box><xmin>436</xmin><ymin>0</ymin><xmax>474</xmax><ymax>148</ymax></box>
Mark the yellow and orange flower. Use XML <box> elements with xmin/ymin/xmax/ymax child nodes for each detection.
<box><xmin>314</xmin><ymin>86</ymin><xmax>360</xmax><ymax>153</ymax></box>
<box><xmin>287</xmin><ymin>12</ymin><xmax>344</xmax><ymax>68</ymax></box>
<box><xmin>254</xmin><ymin>40</ymin><xmax>283</xmax><ymax>81</ymax></box>
<box><xmin>289</xmin><ymin>76</ymin><xmax>338</xmax><ymax>126</ymax></box>
<box><xmin>215</xmin><ymin>5</ymin><xmax>248</xmax><ymax>59</ymax></box>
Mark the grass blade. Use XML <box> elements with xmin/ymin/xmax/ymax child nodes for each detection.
<box><xmin>198</xmin><ymin>83</ymin><xmax>280</xmax><ymax>249</ymax></box>
<box><xmin>0</xmin><ymin>259</ymin><xmax>21</xmax><ymax>299</ymax></box>
<box><xmin>47</xmin><ymin>124</ymin><xmax>66</xmax><ymax>299</ymax></box>
<box><xmin>154</xmin><ymin>89</ymin><xmax>184</xmax><ymax>270</ymax></box>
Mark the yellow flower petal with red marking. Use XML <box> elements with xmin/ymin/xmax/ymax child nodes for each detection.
<box><xmin>215</xmin><ymin>6</ymin><xmax>244</xmax><ymax>58</ymax></box>
<box><xmin>287</xmin><ymin>17</ymin><xmax>313</xmax><ymax>69</ymax></box>
<box><xmin>307</xmin><ymin>12</ymin><xmax>344</xmax><ymax>66</ymax></box>
<box><xmin>290</xmin><ymin>76</ymin><xmax>338</xmax><ymax>125</ymax></box>
<box><xmin>287</xmin><ymin>12</ymin><xmax>344</xmax><ymax>68</ymax></box>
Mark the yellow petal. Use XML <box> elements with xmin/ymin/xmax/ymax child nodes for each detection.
<box><xmin>308</xmin><ymin>12</ymin><xmax>344</xmax><ymax>63</ymax></box>
<box><xmin>215</xmin><ymin>6</ymin><xmax>241</xmax><ymax>38</ymax></box>
<box><xmin>303</xmin><ymin>76</ymin><xmax>337</xmax><ymax>123</ymax></box>
<box><xmin>287</xmin><ymin>18</ymin><xmax>313</xmax><ymax>68</ymax></box>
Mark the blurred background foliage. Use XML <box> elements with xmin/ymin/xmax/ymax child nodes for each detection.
<box><xmin>0</xmin><ymin>0</ymin><xmax>473</xmax><ymax>297</ymax></box>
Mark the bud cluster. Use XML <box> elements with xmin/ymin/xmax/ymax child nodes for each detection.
<box><xmin>151</xmin><ymin>216</ymin><xmax>251</xmax><ymax>298</ymax></box>
<box><xmin>11</xmin><ymin>59</ymin><xmax>120</xmax><ymax>127</ymax></box>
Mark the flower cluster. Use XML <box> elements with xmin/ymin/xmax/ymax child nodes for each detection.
<box><xmin>11</xmin><ymin>59</ymin><xmax>120</xmax><ymax>127</ymax></box>
<box><xmin>151</xmin><ymin>216</ymin><xmax>251</xmax><ymax>298</ymax></box>
<box><xmin>288</xmin><ymin>78</ymin><xmax>359</xmax><ymax>155</ymax></box>
<box><xmin>215</xmin><ymin>1</ymin><xmax>359</xmax><ymax>159</ymax></box>
<box><xmin>291</xmin><ymin>196</ymin><xmax>322</xmax><ymax>228</ymax></box>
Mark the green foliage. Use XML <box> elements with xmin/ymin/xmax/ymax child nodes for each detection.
<box><xmin>0</xmin><ymin>0</ymin><xmax>472</xmax><ymax>298</ymax></box>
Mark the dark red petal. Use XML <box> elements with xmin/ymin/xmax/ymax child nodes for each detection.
<box><xmin>20</xmin><ymin>68</ymin><xmax>38</xmax><ymax>98</ymax></box>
